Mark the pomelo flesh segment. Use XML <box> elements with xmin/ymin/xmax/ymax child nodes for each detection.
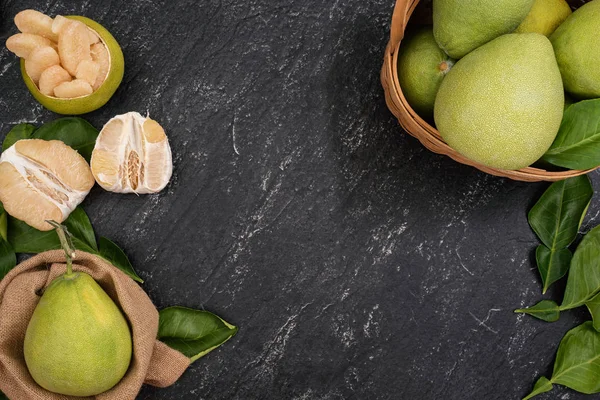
<box><xmin>0</xmin><ymin>139</ymin><xmax>94</xmax><ymax>231</ymax></box>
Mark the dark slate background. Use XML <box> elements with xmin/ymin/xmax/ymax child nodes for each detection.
<box><xmin>0</xmin><ymin>0</ymin><xmax>597</xmax><ymax>399</ymax></box>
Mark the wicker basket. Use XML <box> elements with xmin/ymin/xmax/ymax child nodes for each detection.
<box><xmin>381</xmin><ymin>0</ymin><xmax>597</xmax><ymax>182</ymax></box>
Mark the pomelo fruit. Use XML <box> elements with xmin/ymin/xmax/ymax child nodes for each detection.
<box><xmin>91</xmin><ymin>112</ymin><xmax>173</xmax><ymax>194</ymax></box>
<box><xmin>515</xmin><ymin>0</ymin><xmax>572</xmax><ymax>37</ymax></box>
<box><xmin>434</xmin><ymin>33</ymin><xmax>564</xmax><ymax>170</ymax></box>
<box><xmin>24</xmin><ymin>222</ymin><xmax>132</xmax><ymax>396</ymax></box>
<box><xmin>397</xmin><ymin>27</ymin><xmax>454</xmax><ymax>121</ymax></box>
<box><xmin>433</xmin><ymin>0</ymin><xmax>534</xmax><ymax>59</ymax></box>
<box><xmin>0</xmin><ymin>139</ymin><xmax>94</xmax><ymax>231</ymax></box>
<box><xmin>550</xmin><ymin>0</ymin><xmax>600</xmax><ymax>99</ymax></box>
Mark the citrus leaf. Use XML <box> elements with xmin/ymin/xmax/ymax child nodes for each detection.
<box><xmin>515</xmin><ymin>300</ymin><xmax>560</xmax><ymax>322</ymax></box>
<box><xmin>98</xmin><ymin>237</ymin><xmax>143</xmax><ymax>283</ymax></box>
<box><xmin>32</xmin><ymin>118</ymin><xmax>99</xmax><ymax>162</ymax></box>
<box><xmin>551</xmin><ymin>321</ymin><xmax>600</xmax><ymax>394</ymax></box>
<box><xmin>522</xmin><ymin>377</ymin><xmax>553</xmax><ymax>400</ymax></box>
<box><xmin>158</xmin><ymin>306</ymin><xmax>238</xmax><ymax>362</ymax></box>
<box><xmin>561</xmin><ymin>225</ymin><xmax>600</xmax><ymax>311</ymax></box>
<box><xmin>542</xmin><ymin>99</ymin><xmax>600</xmax><ymax>169</ymax></box>
<box><xmin>528</xmin><ymin>175</ymin><xmax>593</xmax><ymax>251</ymax></box>
<box><xmin>587</xmin><ymin>292</ymin><xmax>600</xmax><ymax>332</ymax></box>
<box><xmin>8</xmin><ymin>214</ymin><xmax>96</xmax><ymax>254</ymax></box>
<box><xmin>0</xmin><ymin>237</ymin><xmax>16</xmax><ymax>281</ymax></box>
<box><xmin>63</xmin><ymin>207</ymin><xmax>97</xmax><ymax>252</ymax></box>
<box><xmin>0</xmin><ymin>203</ymin><xmax>7</xmax><ymax>242</ymax></box>
<box><xmin>536</xmin><ymin>246</ymin><xmax>572</xmax><ymax>294</ymax></box>
<box><xmin>1</xmin><ymin>123</ymin><xmax>36</xmax><ymax>152</ymax></box>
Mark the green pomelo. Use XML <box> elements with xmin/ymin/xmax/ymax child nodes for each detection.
<box><xmin>24</xmin><ymin>271</ymin><xmax>132</xmax><ymax>396</ymax></box>
<box><xmin>550</xmin><ymin>0</ymin><xmax>600</xmax><ymax>99</ymax></box>
<box><xmin>397</xmin><ymin>27</ymin><xmax>454</xmax><ymax>121</ymax></box>
<box><xmin>434</xmin><ymin>33</ymin><xmax>564</xmax><ymax>171</ymax></box>
<box><xmin>433</xmin><ymin>0</ymin><xmax>534</xmax><ymax>59</ymax></box>
<box><xmin>515</xmin><ymin>0</ymin><xmax>572</xmax><ymax>37</ymax></box>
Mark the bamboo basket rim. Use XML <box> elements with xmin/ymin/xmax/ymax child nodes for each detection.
<box><xmin>381</xmin><ymin>0</ymin><xmax>598</xmax><ymax>182</ymax></box>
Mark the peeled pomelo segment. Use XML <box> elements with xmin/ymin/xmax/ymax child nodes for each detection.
<box><xmin>90</xmin><ymin>149</ymin><xmax>120</xmax><ymax>187</ymax></box>
<box><xmin>90</xmin><ymin>42</ymin><xmax>110</xmax><ymax>90</ymax></box>
<box><xmin>91</xmin><ymin>112</ymin><xmax>172</xmax><ymax>194</ymax></box>
<box><xmin>0</xmin><ymin>163</ymin><xmax>63</xmax><ymax>231</ymax></box>
<box><xmin>54</xmin><ymin>79</ymin><xmax>93</xmax><ymax>98</ymax></box>
<box><xmin>14</xmin><ymin>10</ymin><xmax>58</xmax><ymax>42</ymax></box>
<box><xmin>0</xmin><ymin>140</ymin><xmax>94</xmax><ymax>231</ymax></box>
<box><xmin>14</xmin><ymin>140</ymin><xmax>94</xmax><ymax>191</ymax></box>
<box><xmin>39</xmin><ymin>65</ymin><xmax>71</xmax><ymax>96</ymax></box>
<box><xmin>25</xmin><ymin>46</ymin><xmax>60</xmax><ymax>84</ymax></box>
<box><xmin>6</xmin><ymin>33</ymin><xmax>55</xmax><ymax>58</ymax></box>
<box><xmin>58</xmin><ymin>20</ymin><xmax>92</xmax><ymax>76</ymax></box>
<box><xmin>75</xmin><ymin>60</ymin><xmax>100</xmax><ymax>87</ymax></box>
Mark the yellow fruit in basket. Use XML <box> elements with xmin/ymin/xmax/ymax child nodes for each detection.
<box><xmin>91</xmin><ymin>112</ymin><xmax>173</xmax><ymax>194</ymax></box>
<box><xmin>6</xmin><ymin>11</ymin><xmax>124</xmax><ymax>115</ymax></box>
<box><xmin>551</xmin><ymin>0</ymin><xmax>600</xmax><ymax>99</ymax></box>
<box><xmin>397</xmin><ymin>27</ymin><xmax>454</xmax><ymax>121</ymax></box>
<box><xmin>433</xmin><ymin>0</ymin><xmax>534</xmax><ymax>59</ymax></box>
<box><xmin>0</xmin><ymin>139</ymin><xmax>94</xmax><ymax>231</ymax></box>
<box><xmin>515</xmin><ymin>0</ymin><xmax>572</xmax><ymax>37</ymax></box>
<box><xmin>434</xmin><ymin>33</ymin><xmax>564</xmax><ymax>170</ymax></box>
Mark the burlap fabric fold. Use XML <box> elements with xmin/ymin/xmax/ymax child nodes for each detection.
<box><xmin>0</xmin><ymin>250</ymin><xmax>190</xmax><ymax>400</ymax></box>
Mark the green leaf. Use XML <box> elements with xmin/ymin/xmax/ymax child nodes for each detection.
<box><xmin>528</xmin><ymin>175</ymin><xmax>593</xmax><ymax>250</ymax></box>
<box><xmin>1</xmin><ymin>123</ymin><xmax>36</xmax><ymax>152</ymax></box>
<box><xmin>0</xmin><ymin>237</ymin><xmax>16</xmax><ymax>280</ymax></box>
<box><xmin>515</xmin><ymin>300</ymin><xmax>560</xmax><ymax>322</ymax></box>
<box><xmin>550</xmin><ymin>321</ymin><xmax>600</xmax><ymax>394</ymax></box>
<box><xmin>98</xmin><ymin>237</ymin><xmax>143</xmax><ymax>283</ymax></box>
<box><xmin>158</xmin><ymin>306</ymin><xmax>238</xmax><ymax>362</ymax></box>
<box><xmin>586</xmin><ymin>292</ymin><xmax>600</xmax><ymax>332</ymax></box>
<box><xmin>8</xmin><ymin>216</ymin><xmax>60</xmax><ymax>253</ymax></box>
<box><xmin>561</xmin><ymin>225</ymin><xmax>600</xmax><ymax>311</ymax></box>
<box><xmin>523</xmin><ymin>377</ymin><xmax>553</xmax><ymax>400</ymax></box>
<box><xmin>536</xmin><ymin>246</ymin><xmax>572</xmax><ymax>294</ymax></box>
<box><xmin>63</xmin><ymin>207</ymin><xmax>97</xmax><ymax>252</ymax></box>
<box><xmin>31</xmin><ymin>118</ymin><xmax>99</xmax><ymax>162</ymax></box>
<box><xmin>542</xmin><ymin>99</ymin><xmax>600</xmax><ymax>170</ymax></box>
<box><xmin>0</xmin><ymin>203</ymin><xmax>7</xmax><ymax>242</ymax></box>
<box><xmin>7</xmin><ymin>211</ymin><xmax>96</xmax><ymax>255</ymax></box>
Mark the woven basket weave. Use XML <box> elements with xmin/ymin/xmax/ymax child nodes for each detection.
<box><xmin>381</xmin><ymin>0</ymin><xmax>597</xmax><ymax>182</ymax></box>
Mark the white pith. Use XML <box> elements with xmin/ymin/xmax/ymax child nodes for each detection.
<box><xmin>0</xmin><ymin>145</ymin><xmax>91</xmax><ymax>218</ymax></box>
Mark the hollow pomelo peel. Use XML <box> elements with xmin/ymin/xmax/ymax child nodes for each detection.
<box><xmin>21</xmin><ymin>15</ymin><xmax>124</xmax><ymax>115</ymax></box>
<box><xmin>550</xmin><ymin>0</ymin><xmax>600</xmax><ymax>99</ymax></box>
<box><xmin>434</xmin><ymin>33</ymin><xmax>564</xmax><ymax>170</ymax></box>
<box><xmin>433</xmin><ymin>0</ymin><xmax>534</xmax><ymax>59</ymax></box>
<box><xmin>23</xmin><ymin>223</ymin><xmax>132</xmax><ymax>396</ymax></box>
<box><xmin>397</xmin><ymin>27</ymin><xmax>454</xmax><ymax>121</ymax></box>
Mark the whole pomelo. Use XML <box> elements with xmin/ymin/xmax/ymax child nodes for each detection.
<box><xmin>24</xmin><ymin>271</ymin><xmax>132</xmax><ymax>396</ymax></box>
<box><xmin>515</xmin><ymin>0</ymin><xmax>572</xmax><ymax>37</ymax></box>
<box><xmin>550</xmin><ymin>0</ymin><xmax>600</xmax><ymax>99</ymax></box>
<box><xmin>434</xmin><ymin>33</ymin><xmax>564</xmax><ymax>170</ymax></box>
<box><xmin>397</xmin><ymin>27</ymin><xmax>454</xmax><ymax>121</ymax></box>
<box><xmin>433</xmin><ymin>0</ymin><xmax>534</xmax><ymax>59</ymax></box>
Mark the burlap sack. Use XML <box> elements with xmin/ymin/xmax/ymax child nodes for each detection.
<box><xmin>0</xmin><ymin>250</ymin><xmax>191</xmax><ymax>400</ymax></box>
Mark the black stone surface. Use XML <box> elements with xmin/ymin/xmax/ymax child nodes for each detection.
<box><xmin>0</xmin><ymin>1</ymin><xmax>598</xmax><ymax>399</ymax></box>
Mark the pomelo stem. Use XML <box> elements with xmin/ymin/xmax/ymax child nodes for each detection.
<box><xmin>46</xmin><ymin>220</ymin><xmax>76</xmax><ymax>276</ymax></box>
